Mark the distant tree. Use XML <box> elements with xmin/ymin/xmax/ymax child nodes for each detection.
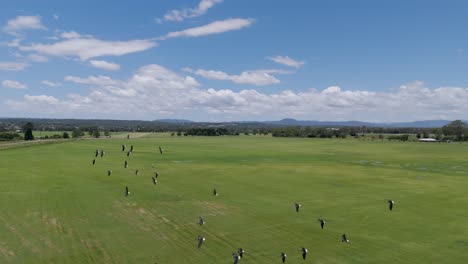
<box><xmin>416</xmin><ymin>133</ymin><xmax>421</xmax><ymax>139</ymax></box>
<box><xmin>442</xmin><ymin>120</ymin><xmax>467</xmax><ymax>141</ymax></box>
<box><xmin>104</xmin><ymin>130</ymin><xmax>110</xmax><ymax>137</ymax></box>
<box><xmin>422</xmin><ymin>131</ymin><xmax>429</xmax><ymax>138</ymax></box>
<box><xmin>63</xmin><ymin>132</ymin><xmax>70</xmax><ymax>139</ymax></box>
<box><xmin>244</xmin><ymin>132</ymin><xmax>249</xmax><ymax>136</ymax></box>
<box><xmin>72</xmin><ymin>129</ymin><xmax>85</xmax><ymax>138</ymax></box>
<box><xmin>92</xmin><ymin>130</ymin><xmax>101</xmax><ymax>138</ymax></box>
<box><xmin>400</xmin><ymin>134</ymin><xmax>409</xmax><ymax>142</ymax></box>
<box><xmin>171</xmin><ymin>132</ymin><xmax>175</xmax><ymax>136</ymax></box>
<box><xmin>378</xmin><ymin>134</ymin><xmax>384</xmax><ymax>140</ymax></box>
<box><xmin>23</xmin><ymin>122</ymin><xmax>34</xmax><ymax>141</ymax></box>
<box><xmin>177</xmin><ymin>131</ymin><xmax>182</xmax><ymax>136</ymax></box>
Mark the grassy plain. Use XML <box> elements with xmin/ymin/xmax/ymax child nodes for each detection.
<box><xmin>0</xmin><ymin>134</ymin><xmax>467</xmax><ymax>263</ymax></box>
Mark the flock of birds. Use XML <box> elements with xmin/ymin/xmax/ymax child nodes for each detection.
<box><xmin>90</xmin><ymin>138</ymin><xmax>396</xmax><ymax>263</ymax></box>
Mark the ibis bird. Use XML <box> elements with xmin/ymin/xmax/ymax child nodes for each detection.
<box><xmin>159</xmin><ymin>146</ymin><xmax>163</xmax><ymax>154</ymax></box>
<box><xmin>127</xmin><ymin>151</ymin><xmax>130</xmax><ymax>157</ymax></box>
<box><xmin>124</xmin><ymin>160</ymin><xmax>128</xmax><ymax>168</ymax></box>
<box><xmin>232</xmin><ymin>253</ymin><xmax>241</xmax><ymax>264</ymax></box>
<box><xmin>388</xmin><ymin>199</ymin><xmax>395</xmax><ymax>211</ymax></box>
<box><xmin>122</xmin><ymin>145</ymin><xmax>125</xmax><ymax>152</ymax></box>
<box><xmin>152</xmin><ymin>177</ymin><xmax>157</xmax><ymax>185</ymax></box>
<box><xmin>318</xmin><ymin>218</ymin><xmax>325</xmax><ymax>229</ymax></box>
<box><xmin>130</xmin><ymin>145</ymin><xmax>134</xmax><ymax>152</ymax></box>
<box><xmin>294</xmin><ymin>203</ymin><xmax>301</xmax><ymax>213</ymax></box>
<box><xmin>213</xmin><ymin>188</ymin><xmax>218</xmax><ymax>196</ymax></box>
<box><xmin>100</xmin><ymin>150</ymin><xmax>104</xmax><ymax>157</ymax></box>
<box><xmin>199</xmin><ymin>216</ymin><xmax>205</xmax><ymax>226</ymax></box>
<box><xmin>95</xmin><ymin>149</ymin><xmax>98</xmax><ymax>157</ymax></box>
<box><xmin>197</xmin><ymin>235</ymin><xmax>205</xmax><ymax>248</ymax></box>
<box><xmin>107</xmin><ymin>170</ymin><xmax>112</xmax><ymax>176</ymax></box>
<box><xmin>237</xmin><ymin>248</ymin><xmax>245</xmax><ymax>258</ymax></box>
<box><xmin>135</xmin><ymin>169</ymin><xmax>139</xmax><ymax>176</ymax></box>
<box><xmin>125</xmin><ymin>186</ymin><xmax>130</xmax><ymax>197</ymax></box>
<box><xmin>280</xmin><ymin>252</ymin><xmax>287</xmax><ymax>263</ymax></box>
<box><xmin>154</xmin><ymin>171</ymin><xmax>159</xmax><ymax>178</ymax></box>
<box><xmin>341</xmin><ymin>234</ymin><xmax>349</xmax><ymax>243</ymax></box>
<box><xmin>301</xmin><ymin>247</ymin><xmax>308</xmax><ymax>260</ymax></box>
<box><xmin>92</xmin><ymin>159</ymin><xmax>96</xmax><ymax>165</ymax></box>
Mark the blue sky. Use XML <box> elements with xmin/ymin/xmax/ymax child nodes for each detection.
<box><xmin>1</xmin><ymin>0</ymin><xmax>468</xmax><ymax>122</ymax></box>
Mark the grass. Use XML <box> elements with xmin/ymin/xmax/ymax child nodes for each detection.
<box><xmin>0</xmin><ymin>134</ymin><xmax>467</xmax><ymax>263</ymax></box>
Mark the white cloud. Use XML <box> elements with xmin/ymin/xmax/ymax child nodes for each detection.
<box><xmin>268</xmin><ymin>55</ymin><xmax>305</xmax><ymax>68</ymax></box>
<box><xmin>187</xmin><ymin>68</ymin><xmax>280</xmax><ymax>86</ymax></box>
<box><xmin>41</xmin><ymin>80</ymin><xmax>61</xmax><ymax>87</ymax></box>
<box><xmin>60</xmin><ymin>31</ymin><xmax>82</xmax><ymax>39</ymax></box>
<box><xmin>3</xmin><ymin>15</ymin><xmax>47</xmax><ymax>35</ymax></box>
<box><xmin>65</xmin><ymin>75</ymin><xmax>124</xmax><ymax>86</ymax></box>
<box><xmin>53</xmin><ymin>14</ymin><xmax>59</xmax><ymax>20</ymax></box>
<box><xmin>28</xmin><ymin>54</ymin><xmax>49</xmax><ymax>62</ymax></box>
<box><xmin>160</xmin><ymin>18</ymin><xmax>255</xmax><ymax>39</ymax></box>
<box><xmin>0</xmin><ymin>61</ymin><xmax>29</xmax><ymax>71</ymax></box>
<box><xmin>2</xmin><ymin>80</ymin><xmax>27</xmax><ymax>89</ymax></box>
<box><xmin>7</xmin><ymin>65</ymin><xmax>468</xmax><ymax>122</ymax></box>
<box><xmin>160</xmin><ymin>0</ymin><xmax>223</xmax><ymax>22</ymax></box>
<box><xmin>19</xmin><ymin>33</ymin><xmax>157</xmax><ymax>60</ymax></box>
<box><xmin>89</xmin><ymin>60</ymin><xmax>121</xmax><ymax>71</ymax></box>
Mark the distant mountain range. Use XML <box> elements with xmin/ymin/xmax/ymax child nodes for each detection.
<box><xmin>262</xmin><ymin>118</ymin><xmax>459</xmax><ymax>128</ymax></box>
<box><xmin>155</xmin><ymin>118</ymin><xmax>462</xmax><ymax>128</ymax></box>
<box><xmin>0</xmin><ymin>117</ymin><xmax>463</xmax><ymax>129</ymax></box>
<box><xmin>154</xmin><ymin>119</ymin><xmax>193</xmax><ymax>124</ymax></box>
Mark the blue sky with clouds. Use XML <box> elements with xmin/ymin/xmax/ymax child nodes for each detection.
<box><xmin>1</xmin><ymin>0</ymin><xmax>468</xmax><ymax>121</ymax></box>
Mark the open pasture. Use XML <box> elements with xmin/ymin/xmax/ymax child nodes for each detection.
<box><xmin>0</xmin><ymin>134</ymin><xmax>467</xmax><ymax>263</ymax></box>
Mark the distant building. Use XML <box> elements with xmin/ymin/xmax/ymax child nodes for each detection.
<box><xmin>418</xmin><ymin>138</ymin><xmax>437</xmax><ymax>142</ymax></box>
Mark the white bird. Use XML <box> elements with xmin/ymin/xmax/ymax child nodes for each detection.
<box><xmin>301</xmin><ymin>247</ymin><xmax>308</xmax><ymax>260</ymax></box>
<box><xmin>197</xmin><ymin>235</ymin><xmax>205</xmax><ymax>248</ymax></box>
<box><xmin>237</xmin><ymin>248</ymin><xmax>245</xmax><ymax>258</ymax></box>
<box><xmin>199</xmin><ymin>216</ymin><xmax>205</xmax><ymax>226</ymax></box>
<box><xmin>294</xmin><ymin>203</ymin><xmax>301</xmax><ymax>213</ymax></box>
<box><xmin>318</xmin><ymin>218</ymin><xmax>325</xmax><ymax>229</ymax></box>
<box><xmin>280</xmin><ymin>252</ymin><xmax>287</xmax><ymax>263</ymax></box>
<box><xmin>341</xmin><ymin>233</ymin><xmax>349</xmax><ymax>243</ymax></box>
<box><xmin>388</xmin><ymin>199</ymin><xmax>395</xmax><ymax>211</ymax></box>
<box><xmin>232</xmin><ymin>253</ymin><xmax>241</xmax><ymax>264</ymax></box>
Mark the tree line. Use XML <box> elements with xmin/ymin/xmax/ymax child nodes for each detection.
<box><xmin>1</xmin><ymin>120</ymin><xmax>467</xmax><ymax>142</ymax></box>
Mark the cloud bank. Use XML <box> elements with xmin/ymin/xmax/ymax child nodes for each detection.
<box><xmin>6</xmin><ymin>65</ymin><xmax>468</xmax><ymax>122</ymax></box>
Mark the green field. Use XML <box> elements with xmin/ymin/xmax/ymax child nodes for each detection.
<box><xmin>0</xmin><ymin>134</ymin><xmax>467</xmax><ymax>263</ymax></box>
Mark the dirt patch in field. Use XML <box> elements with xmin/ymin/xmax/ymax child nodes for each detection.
<box><xmin>4</xmin><ymin>223</ymin><xmax>41</xmax><ymax>255</ymax></box>
<box><xmin>192</xmin><ymin>200</ymin><xmax>232</xmax><ymax>216</ymax></box>
<box><xmin>0</xmin><ymin>243</ymin><xmax>15</xmax><ymax>262</ymax></box>
<box><xmin>112</xmin><ymin>201</ymin><xmax>189</xmax><ymax>234</ymax></box>
<box><xmin>80</xmin><ymin>239</ymin><xmax>113</xmax><ymax>263</ymax></box>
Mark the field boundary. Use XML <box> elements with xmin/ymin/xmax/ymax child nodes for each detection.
<box><xmin>0</xmin><ymin>139</ymin><xmax>72</xmax><ymax>151</ymax></box>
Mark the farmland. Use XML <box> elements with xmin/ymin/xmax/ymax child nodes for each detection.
<box><xmin>0</xmin><ymin>134</ymin><xmax>467</xmax><ymax>263</ymax></box>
